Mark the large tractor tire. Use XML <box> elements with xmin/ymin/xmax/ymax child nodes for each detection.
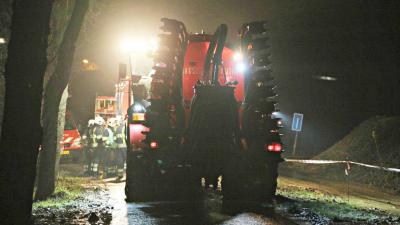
<box><xmin>125</xmin><ymin>147</ymin><xmax>202</xmax><ymax>202</ymax></box>
<box><xmin>125</xmin><ymin>151</ymin><xmax>152</xmax><ymax>202</ymax></box>
<box><xmin>264</xmin><ymin>161</ymin><xmax>279</xmax><ymax>199</ymax></box>
<box><xmin>186</xmin><ymin>85</ymin><xmax>240</xmax><ymax>189</ymax></box>
<box><xmin>245</xmin><ymin>160</ymin><xmax>278</xmax><ymax>202</ymax></box>
<box><xmin>125</xmin><ymin>18</ymin><xmax>190</xmax><ymax>202</ymax></box>
<box><xmin>236</xmin><ymin>20</ymin><xmax>283</xmax><ymax>205</ymax></box>
<box><xmin>221</xmin><ymin>149</ymin><xmax>279</xmax><ymax>213</ymax></box>
<box><xmin>221</xmin><ymin>148</ymin><xmax>246</xmax><ymax>213</ymax></box>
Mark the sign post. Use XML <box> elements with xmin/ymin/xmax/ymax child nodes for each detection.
<box><xmin>291</xmin><ymin>113</ymin><xmax>304</xmax><ymax>156</ymax></box>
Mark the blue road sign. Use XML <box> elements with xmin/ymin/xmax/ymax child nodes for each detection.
<box><xmin>292</xmin><ymin>113</ymin><xmax>304</xmax><ymax>132</ymax></box>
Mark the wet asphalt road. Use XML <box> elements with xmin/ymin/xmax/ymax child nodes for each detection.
<box><xmin>107</xmin><ymin>182</ymin><xmax>289</xmax><ymax>225</ymax></box>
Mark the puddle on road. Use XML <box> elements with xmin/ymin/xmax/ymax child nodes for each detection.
<box><xmin>108</xmin><ymin>182</ymin><xmax>282</xmax><ymax>225</ymax></box>
<box><xmin>128</xmin><ymin>201</ymin><xmax>211</xmax><ymax>225</ymax></box>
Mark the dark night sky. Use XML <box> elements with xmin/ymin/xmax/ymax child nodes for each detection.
<box><xmin>72</xmin><ymin>0</ymin><xmax>400</xmax><ymax>156</ymax></box>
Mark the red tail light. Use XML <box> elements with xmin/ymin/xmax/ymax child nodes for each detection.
<box><xmin>150</xmin><ymin>141</ymin><xmax>158</xmax><ymax>149</ymax></box>
<box><xmin>266</xmin><ymin>142</ymin><xmax>282</xmax><ymax>152</ymax></box>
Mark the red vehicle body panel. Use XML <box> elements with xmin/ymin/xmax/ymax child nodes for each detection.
<box><xmin>129</xmin><ymin>34</ymin><xmax>244</xmax><ymax>145</ymax></box>
<box><xmin>62</xmin><ymin>113</ymin><xmax>82</xmax><ymax>151</ymax></box>
<box><xmin>182</xmin><ymin>35</ymin><xmax>244</xmax><ymax>103</ymax></box>
<box><xmin>182</xmin><ymin>35</ymin><xmax>244</xmax><ymax>127</ymax></box>
<box><xmin>63</xmin><ymin>129</ymin><xmax>82</xmax><ymax>151</ymax></box>
<box><xmin>129</xmin><ymin>124</ymin><xmax>149</xmax><ymax>148</ymax></box>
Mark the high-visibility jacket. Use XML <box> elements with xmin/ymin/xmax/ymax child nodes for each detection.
<box><xmin>83</xmin><ymin>126</ymin><xmax>97</xmax><ymax>148</ymax></box>
<box><xmin>102</xmin><ymin>127</ymin><xmax>114</xmax><ymax>147</ymax></box>
<box><xmin>93</xmin><ymin>125</ymin><xmax>105</xmax><ymax>146</ymax></box>
<box><xmin>114</xmin><ymin>125</ymin><xmax>126</xmax><ymax>149</ymax></box>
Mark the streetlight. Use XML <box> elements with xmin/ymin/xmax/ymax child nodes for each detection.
<box><xmin>82</xmin><ymin>59</ymin><xmax>89</xmax><ymax>64</ymax></box>
<box><xmin>0</xmin><ymin>37</ymin><xmax>5</xmax><ymax>44</ymax></box>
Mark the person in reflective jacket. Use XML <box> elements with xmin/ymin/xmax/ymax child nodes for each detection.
<box><xmin>82</xmin><ymin>119</ymin><xmax>96</xmax><ymax>175</ymax></box>
<box><xmin>103</xmin><ymin>118</ymin><xmax>116</xmax><ymax>177</ymax></box>
<box><xmin>114</xmin><ymin>116</ymin><xmax>127</xmax><ymax>180</ymax></box>
<box><xmin>92</xmin><ymin>116</ymin><xmax>105</xmax><ymax>176</ymax></box>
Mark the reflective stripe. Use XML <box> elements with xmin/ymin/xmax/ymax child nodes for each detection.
<box><xmin>90</xmin><ymin>142</ymin><xmax>98</xmax><ymax>148</ymax></box>
<box><xmin>117</xmin><ymin>144</ymin><xmax>126</xmax><ymax>148</ymax></box>
<box><xmin>87</xmin><ymin>126</ymin><xmax>98</xmax><ymax>147</ymax></box>
<box><xmin>117</xmin><ymin>169</ymin><xmax>124</xmax><ymax>176</ymax></box>
<box><xmin>93</xmin><ymin>163</ymin><xmax>98</xmax><ymax>172</ymax></box>
<box><xmin>115</xmin><ymin>125</ymin><xmax>126</xmax><ymax>146</ymax></box>
<box><xmin>102</xmin><ymin>128</ymin><xmax>114</xmax><ymax>146</ymax></box>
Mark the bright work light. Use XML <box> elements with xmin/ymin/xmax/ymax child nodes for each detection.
<box><xmin>233</xmin><ymin>51</ymin><xmax>243</xmax><ymax>62</ymax></box>
<box><xmin>235</xmin><ymin>62</ymin><xmax>247</xmax><ymax>73</ymax></box>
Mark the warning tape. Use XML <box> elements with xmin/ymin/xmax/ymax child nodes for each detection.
<box><xmin>349</xmin><ymin>161</ymin><xmax>400</xmax><ymax>173</ymax></box>
<box><xmin>284</xmin><ymin>159</ymin><xmax>400</xmax><ymax>173</ymax></box>
<box><xmin>284</xmin><ymin>159</ymin><xmax>347</xmax><ymax>164</ymax></box>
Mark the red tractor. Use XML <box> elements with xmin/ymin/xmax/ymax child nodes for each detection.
<box><xmin>125</xmin><ymin>19</ymin><xmax>283</xmax><ymax>207</ymax></box>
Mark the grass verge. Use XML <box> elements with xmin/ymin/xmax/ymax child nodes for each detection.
<box><xmin>277</xmin><ymin>176</ymin><xmax>399</xmax><ymax>223</ymax></box>
<box><xmin>33</xmin><ymin>176</ymin><xmax>92</xmax><ymax>209</ymax></box>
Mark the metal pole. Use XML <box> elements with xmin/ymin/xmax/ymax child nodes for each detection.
<box><xmin>292</xmin><ymin>131</ymin><xmax>299</xmax><ymax>156</ymax></box>
<box><xmin>346</xmin><ymin>159</ymin><xmax>350</xmax><ymax>203</ymax></box>
<box><xmin>128</xmin><ymin>53</ymin><xmax>133</xmax><ymax>76</ymax></box>
<box><xmin>372</xmin><ymin>130</ymin><xmax>384</xmax><ymax>166</ymax></box>
<box><xmin>116</xmin><ymin>67</ymin><xmax>121</xmax><ymax>117</ymax></box>
<box><xmin>94</xmin><ymin>92</ymin><xmax>98</xmax><ymax>118</ymax></box>
<box><xmin>128</xmin><ymin>79</ymin><xmax>132</xmax><ymax>108</ymax></box>
<box><xmin>127</xmin><ymin>53</ymin><xmax>134</xmax><ymax>107</ymax></box>
<box><xmin>347</xmin><ymin>174</ymin><xmax>350</xmax><ymax>203</ymax></box>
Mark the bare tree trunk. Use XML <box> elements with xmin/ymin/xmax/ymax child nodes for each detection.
<box><xmin>0</xmin><ymin>1</ymin><xmax>53</xmax><ymax>224</ymax></box>
<box><xmin>35</xmin><ymin>0</ymin><xmax>89</xmax><ymax>201</ymax></box>
<box><xmin>54</xmin><ymin>86</ymin><xmax>69</xmax><ymax>176</ymax></box>
<box><xmin>35</xmin><ymin>86</ymin><xmax>68</xmax><ymax>198</ymax></box>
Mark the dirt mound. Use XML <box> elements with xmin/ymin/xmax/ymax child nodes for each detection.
<box><xmin>282</xmin><ymin>116</ymin><xmax>400</xmax><ymax>191</ymax></box>
<box><xmin>316</xmin><ymin>116</ymin><xmax>400</xmax><ymax>164</ymax></box>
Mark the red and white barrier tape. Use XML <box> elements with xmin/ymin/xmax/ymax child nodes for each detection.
<box><xmin>285</xmin><ymin>159</ymin><xmax>347</xmax><ymax>164</ymax></box>
<box><xmin>349</xmin><ymin>161</ymin><xmax>400</xmax><ymax>173</ymax></box>
<box><xmin>284</xmin><ymin>159</ymin><xmax>400</xmax><ymax>173</ymax></box>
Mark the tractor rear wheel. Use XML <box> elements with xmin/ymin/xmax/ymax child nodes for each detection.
<box><xmin>125</xmin><ymin>151</ymin><xmax>150</xmax><ymax>201</ymax></box>
<box><xmin>264</xmin><ymin>161</ymin><xmax>278</xmax><ymax>200</ymax></box>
